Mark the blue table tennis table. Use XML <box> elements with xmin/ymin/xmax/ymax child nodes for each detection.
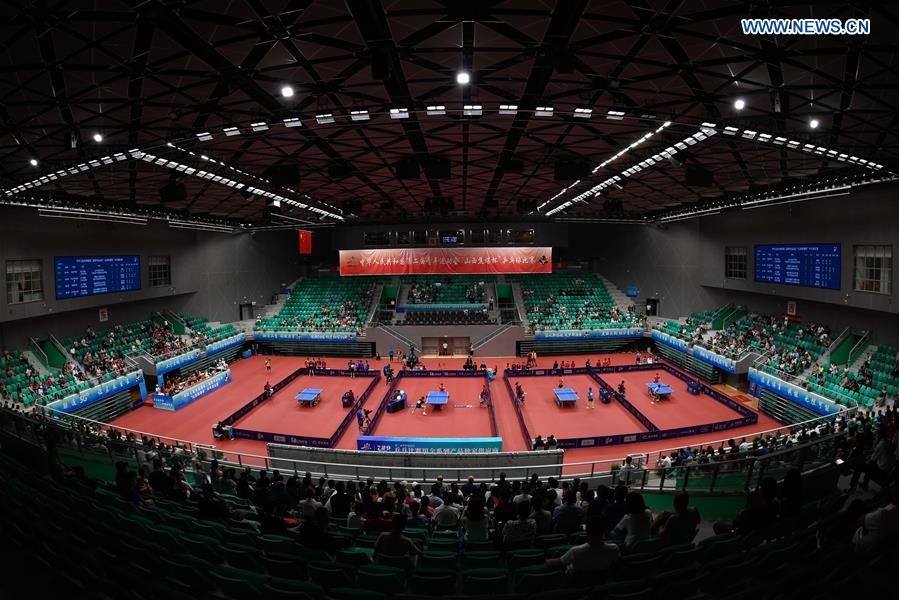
<box><xmin>554</xmin><ymin>387</ymin><xmax>579</xmax><ymax>407</ymax></box>
<box><xmin>296</xmin><ymin>388</ymin><xmax>323</xmax><ymax>407</ymax></box>
<box><xmin>426</xmin><ymin>391</ymin><xmax>449</xmax><ymax>410</ymax></box>
<box><xmin>646</xmin><ymin>382</ymin><xmax>673</xmax><ymax>401</ymax></box>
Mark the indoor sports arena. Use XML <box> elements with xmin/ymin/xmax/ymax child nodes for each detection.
<box><xmin>1</xmin><ymin>2</ymin><xmax>897</xmax><ymax>597</ymax></box>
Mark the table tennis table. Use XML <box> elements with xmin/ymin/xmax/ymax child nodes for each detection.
<box><xmin>646</xmin><ymin>382</ymin><xmax>673</xmax><ymax>401</ymax></box>
<box><xmin>296</xmin><ymin>388</ymin><xmax>323</xmax><ymax>407</ymax></box>
<box><xmin>554</xmin><ymin>387</ymin><xmax>579</xmax><ymax>407</ymax></box>
<box><xmin>426</xmin><ymin>391</ymin><xmax>449</xmax><ymax>410</ymax></box>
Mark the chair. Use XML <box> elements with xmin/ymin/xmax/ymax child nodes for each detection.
<box><xmin>223</xmin><ymin>527</ymin><xmax>259</xmax><ymax>547</ymax></box>
<box><xmin>337</xmin><ymin>586</ymin><xmax>388</xmax><ymax>600</ymax></box>
<box><xmin>428</xmin><ymin>538</ymin><xmax>460</xmax><ymax>552</ymax></box>
<box><xmin>264</xmin><ymin>554</ymin><xmax>308</xmax><ymax>579</ymax></box>
<box><xmin>661</xmin><ymin>546</ymin><xmax>701</xmax><ymax>569</ymax></box>
<box><xmin>613</xmin><ymin>554</ymin><xmax>661</xmax><ymax>581</ymax></box>
<box><xmin>506</xmin><ymin>548</ymin><xmax>545</xmax><ymax>570</ymax></box>
<box><xmin>178</xmin><ymin>533</ymin><xmax>223</xmax><ymax>562</ymax></box>
<box><xmin>267</xmin><ymin>577</ymin><xmax>325</xmax><ymax>600</ymax></box>
<box><xmin>260</xmin><ymin>585</ymin><xmax>315</xmax><ymax>600</ymax></box>
<box><xmin>409</xmin><ymin>568</ymin><xmax>457</xmax><ymax>594</ymax></box>
<box><xmin>421</xmin><ymin>551</ymin><xmax>458</xmax><ymax>570</ymax></box>
<box><xmin>336</xmin><ymin>548</ymin><xmax>373</xmax><ymax>567</ymax></box>
<box><xmin>462</xmin><ymin>567</ymin><xmax>509</xmax><ymax>595</ymax></box>
<box><xmin>377</xmin><ymin>553</ymin><xmax>416</xmax><ymax>572</ymax></box>
<box><xmin>535</xmin><ymin>534</ymin><xmax>568</xmax><ymax>550</ymax></box>
<box><xmin>261</xmin><ymin>534</ymin><xmax>298</xmax><ymax>555</ymax></box>
<box><xmin>158</xmin><ymin>555</ymin><xmax>216</xmax><ymax>592</ymax></box>
<box><xmin>464</xmin><ymin>550</ymin><xmax>503</xmax><ymax>569</ymax></box>
<box><xmin>357</xmin><ymin>564</ymin><xmax>407</xmax><ymax>594</ymax></box>
<box><xmin>209</xmin><ymin>570</ymin><xmax>263</xmax><ymax>599</ymax></box>
<box><xmin>593</xmin><ymin>580</ymin><xmax>651</xmax><ymax>600</ymax></box>
<box><xmin>512</xmin><ymin>565</ymin><xmax>563</xmax><ymax>593</ymax></box>
<box><xmin>464</xmin><ymin>540</ymin><xmax>496</xmax><ymax>552</ymax></box>
<box><xmin>629</xmin><ymin>538</ymin><xmax>665</xmax><ymax>554</ymax></box>
<box><xmin>308</xmin><ymin>561</ymin><xmax>356</xmax><ymax>588</ymax></box>
<box><xmin>222</xmin><ymin>543</ymin><xmax>264</xmax><ymax>572</ymax></box>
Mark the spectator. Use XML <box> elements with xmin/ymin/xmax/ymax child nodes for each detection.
<box><xmin>553</xmin><ymin>491</ymin><xmax>585</xmax><ymax>535</ymax></box>
<box><xmin>531</xmin><ymin>495</ymin><xmax>553</xmax><ymax>536</ymax></box>
<box><xmin>547</xmin><ymin>516</ymin><xmax>619</xmax><ymax>581</ymax></box>
<box><xmin>653</xmin><ymin>492</ymin><xmax>700</xmax><ymax>545</ymax></box>
<box><xmin>462</xmin><ymin>496</ymin><xmax>491</xmax><ymax>542</ymax></box>
<box><xmin>407</xmin><ymin>501</ymin><xmax>430</xmax><ymax>529</ymax></box>
<box><xmin>853</xmin><ymin>477</ymin><xmax>899</xmax><ymax>554</ymax></box>
<box><xmin>373</xmin><ymin>514</ymin><xmax>423</xmax><ymax>563</ymax></box>
<box><xmin>432</xmin><ymin>492</ymin><xmax>461</xmax><ymax>528</ymax></box>
<box><xmin>295</xmin><ymin>506</ymin><xmax>348</xmax><ymax>552</ymax></box>
<box><xmin>503</xmin><ymin>500</ymin><xmax>537</xmax><ymax>548</ymax></box>
<box><xmin>613</xmin><ymin>492</ymin><xmax>653</xmax><ymax>549</ymax></box>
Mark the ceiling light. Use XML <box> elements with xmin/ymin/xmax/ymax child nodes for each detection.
<box><xmin>29</xmin><ymin>158</ymin><xmax>38</xmax><ymax>167</ymax></box>
<box><xmin>463</xmin><ymin>104</ymin><xmax>482</xmax><ymax>116</ymax></box>
<box><xmin>196</xmin><ymin>131</ymin><xmax>212</xmax><ymax>141</ymax></box>
<box><xmin>389</xmin><ymin>108</ymin><xmax>409</xmax><ymax>119</ymax></box>
<box><xmin>456</xmin><ymin>71</ymin><xmax>470</xmax><ymax>85</ymax></box>
<box><xmin>573</xmin><ymin>107</ymin><xmax>592</xmax><ymax>119</ymax></box>
<box><xmin>251</xmin><ymin>121</ymin><xmax>269</xmax><ymax>132</ymax></box>
<box><xmin>350</xmin><ymin>110</ymin><xmax>369</xmax><ymax>122</ymax></box>
<box><xmin>281</xmin><ymin>85</ymin><xmax>294</xmax><ymax>98</ymax></box>
<box><xmin>810</xmin><ymin>118</ymin><xmax>820</xmax><ymax>129</ymax></box>
<box><xmin>535</xmin><ymin>106</ymin><xmax>554</xmax><ymax>117</ymax></box>
<box><xmin>427</xmin><ymin>105</ymin><xmax>446</xmax><ymax>116</ymax></box>
<box><xmin>223</xmin><ymin>126</ymin><xmax>241</xmax><ymax>136</ymax></box>
<box><xmin>282</xmin><ymin>118</ymin><xmax>302</xmax><ymax>128</ymax></box>
<box><xmin>92</xmin><ymin>133</ymin><xmax>104</xmax><ymax>143</ymax></box>
<box><xmin>734</xmin><ymin>98</ymin><xmax>746</xmax><ymax>110</ymax></box>
<box><xmin>606</xmin><ymin>110</ymin><xmax>625</xmax><ymax>120</ymax></box>
<box><xmin>498</xmin><ymin>104</ymin><xmax>518</xmax><ymax>115</ymax></box>
<box><xmin>315</xmin><ymin>113</ymin><xmax>335</xmax><ymax>125</ymax></box>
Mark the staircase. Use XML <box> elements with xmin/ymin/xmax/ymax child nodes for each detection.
<box><xmin>598</xmin><ymin>275</ymin><xmax>633</xmax><ymax>312</ymax></box>
<box><xmin>378</xmin><ymin>325</ymin><xmax>421</xmax><ymax>352</ymax></box>
<box><xmin>510</xmin><ymin>283</ymin><xmax>529</xmax><ymax>330</ymax></box>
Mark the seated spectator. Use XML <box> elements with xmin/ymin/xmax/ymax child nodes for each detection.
<box><xmin>553</xmin><ymin>490</ymin><xmax>584</xmax><ymax>535</ymax></box>
<box><xmin>432</xmin><ymin>492</ymin><xmax>461</xmax><ymax>528</ymax></box>
<box><xmin>295</xmin><ymin>506</ymin><xmax>349</xmax><ymax>552</ymax></box>
<box><xmin>853</xmin><ymin>477</ymin><xmax>899</xmax><ymax>554</ymax></box>
<box><xmin>613</xmin><ymin>492</ymin><xmax>653</xmax><ymax>549</ymax></box>
<box><xmin>547</xmin><ymin>516</ymin><xmax>619</xmax><ymax>581</ymax></box>
<box><xmin>462</xmin><ymin>495</ymin><xmax>491</xmax><ymax>542</ymax></box>
<box><xmin>347</xmin><ymin>501</ymin><xmax>366</xmax><ymax>529</ymax></box>
<box><xmin>407</xmin><ymin>501</ymin><xmax>430</xmax><ymax>529</ymax></box>
<box><xmin>531</xmin><ymin>495</ymin><xmax>553</xmax><ymax>536</ymax></box>
<box><xmin>503</xmin><ymin>499</ymin><xmax>537</xmax><ymax>548</ymax></box>
<box><xmin>652</xmin><ymin>492</ymin><xmax>700</xmax><ymax>545</ymax></box>
<box><xmin>373</xmin><ymin>514</ymin><xmax>423</xmax><ymax>562</ymax></box>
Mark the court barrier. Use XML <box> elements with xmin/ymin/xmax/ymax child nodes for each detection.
<box><xmin>267</xmin><ymin>444</ymin><xmax>565</xmax><ymax>481</ymax></box>
<box><xmin>224</xmin><ymin>368</ymin><xmax>380</xmax><ymax>448</ymax></box>
<box><xmin>504</xmin><ymin>361</ymin><xmax>758</xmax><ymax>449</ymax></box>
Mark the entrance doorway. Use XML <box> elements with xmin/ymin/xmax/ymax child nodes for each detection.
<box><xmin>239</xmin><ymin>303</ymin><xmax>255</xmax><ymax>320</ymax></box>
<box><xmin>423</xmin><ymin>336</ymin><xmax>471</xmax><ymax>356</ymax></box>
<box><xmin>645</xmin><ymin>298</ymin><xmax>659</xmax><ymax>317</ymax></box>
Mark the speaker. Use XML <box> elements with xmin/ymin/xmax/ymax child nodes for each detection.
<box><xmin>264</xmin><ymin>165</ymin><xmax>299</xmax><ymax>187</ymax></box>
<box><xmin>328</xmin><ymin>161</ymin><xmax>352</xmax><ymax>178</ymax></box>
<box><xmin>395</xmin><ymin>157</ymin><xmax>420</xmax><ymax>179</ymax></box>
<box><xmin>684</xmin><ymin>165</ymin><xmax>714</xmax><ymax>187</ymax></box>
<box><xmin>159</xmin><ymin>178</ymin><xmax>186</xmax><ymax>203</ymax></box>
<box><xmin>423</xmin><ymin>157</ymin><xmax>451</xmax><ymax>179</ymax></box>
<box><xmin>501</xmin><ymin>159</ymin><xmax>524</xmax><ymax>173</ymax></box>
<box><xmin>554</xmin><ymin>160</ymin><xmax>590</xmax><ymax>182</ymax></box>
<box><xmin>371</xmin><ymin>48</ymin><xmax>391</xmax><ymax>80</ymax></box>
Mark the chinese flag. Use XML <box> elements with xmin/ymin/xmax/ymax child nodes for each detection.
<box><xmin>298</xmin><ymin>230</ymin><xmax>312</xmax><ymax>254</ymax></box>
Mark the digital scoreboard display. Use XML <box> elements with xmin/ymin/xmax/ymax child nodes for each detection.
<box><xmin>754</xmin><ymin>244</ymin><xmax>841</xmax><ymax>290</ymax></box>
<box><xmin>55</xmin><ymin>256</ymin><xmax>141</xmax><ymax>300</ymax></box>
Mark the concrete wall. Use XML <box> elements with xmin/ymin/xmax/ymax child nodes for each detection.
<box><xmin>0</xmin><ymin>207</ymin><xmax>301</xmax><ymax>348</ymax></box>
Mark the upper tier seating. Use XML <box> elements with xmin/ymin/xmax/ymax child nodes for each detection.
<box><xmin>0</xmin><ymin>350</ymin><xmax>90</xmax><ymax>407</ymax></box>
<box><xmin>63</xmin><ymin>319</ymin><xmax>187</xmax><ymax>377</ymax></box>
<box><xmin>404</xmin><ymin>275</ymin><xmax>490</xmax><ymax>304</ymax></box>
<box><xmin>180</xmin><ymin>314</ymin><xmax>239</xmax><ymax>344</ymax></box>
<box><xmin>511</xmin><ymin>273</ymin><xmax>638</xmax><ymax>333</ymax></box>
<box><xmin>254</xmin><ymin>276</ymin><xmax>381</xmax><ymax>335</ymax></box>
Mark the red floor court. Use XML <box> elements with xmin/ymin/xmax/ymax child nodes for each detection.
<box><xmin>234</xmin><ymin>373</ymin><xmax>374</xmax><ymax>441</ymax></box>
<box><xmin>507</xmin><ymin>373</ymin><xmax>649</xmax><ymax>440</ymax></box>
<box><xmin>346</xmin><ymin>376</ymin><xmax>495</xmax><ymax>448</ymax></box>
<box><xmin>598</xmin><ymin>371</ymin><xmax>744</xmax><ymax>430</ymax></box>
<box><xmin>109</xmin><ymin>352</ymin><xmax>785</xmax><ymax>467</ymax></box>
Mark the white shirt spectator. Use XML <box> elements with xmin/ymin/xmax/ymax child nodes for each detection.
<box><xmin>559</xmin><ymin>541</ymin><xmax>621</xmax><ymax>576</ymax></box>
<box><xmin>614</xmin><ymin>508</ymin><xmax>653</xmax><ymax>549</ymax></box>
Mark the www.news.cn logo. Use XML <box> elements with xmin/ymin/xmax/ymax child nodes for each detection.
<box><xmin>741</xmin><ymin>18</ymin><xmax>870</xmax><ymax>36</ymax></box>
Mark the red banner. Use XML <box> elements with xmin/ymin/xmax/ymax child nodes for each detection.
<box><xmin>298</xmin><ymin>230</ymin><xmax>312</xmax><ymax>255</ymax></box>
<box><xmin>339</xmin><ymin>247</ymin><xmax>552</xmax><ymax>276</ymax></box>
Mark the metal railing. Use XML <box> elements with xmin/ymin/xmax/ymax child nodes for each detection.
<box><xmin>848</xmin><ymin>331</ymin><xmax>871</xmax><ymax>366</ymax></box>
<box><xmin>9</xmin><ymin>395</ymin><xmax>850</xmax><ymax>494</ymax></box>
